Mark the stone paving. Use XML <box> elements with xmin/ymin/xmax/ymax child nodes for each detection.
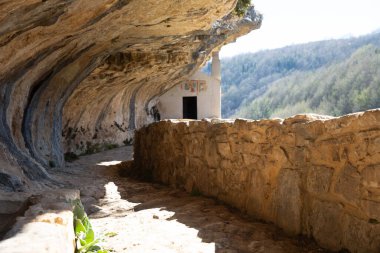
<box><xmin>53</xmin><ymin>146</ymin><xmax>327</xmax><ymax>253</ymax></box>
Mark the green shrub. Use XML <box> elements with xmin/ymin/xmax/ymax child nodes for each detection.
<box><xmin>104</xmin><ymin>143</ymin><xmax>119</xmax><ymax>150</ymax></box>
<box><xmin>82</xmin><ymin>142</ymin><xmax>101</xmax><ymax>155</ymax></box>
<box><xmin>234</xmin><ymin>0</ymin><xmax>251</xmax><ymax>17</ymax></box>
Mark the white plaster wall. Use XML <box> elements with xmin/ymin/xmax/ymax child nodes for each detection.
<box><xmin>158</xmin><ymin>71</ymin><xmax>221</xmax><ymax>119</ymax></box>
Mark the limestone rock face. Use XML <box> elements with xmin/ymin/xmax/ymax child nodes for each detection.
<box><xmin>0</xmin><ymin>0</ymin><xmax>261</xmax><ymax>190</ymax></box>
<box><xmin>133</xmin><ymin>109</ymin><xmax>380</xmax><ymax>253</ymax></box>
<box><xmin>0</xmin><ymin>189</ymin><xmax>79</xmax><ymax>253</ymax></box>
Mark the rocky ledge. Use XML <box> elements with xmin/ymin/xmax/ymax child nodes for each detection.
<box><xmin>0</xmin><ymin>189</ymin><xmax>79</xmax><ymax>253</ymax></box>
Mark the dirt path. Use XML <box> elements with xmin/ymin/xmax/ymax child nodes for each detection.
<box><xmin>52</xmin><ymin>146</ymin><xmax>326</xmax><ymax>253</ymax></box>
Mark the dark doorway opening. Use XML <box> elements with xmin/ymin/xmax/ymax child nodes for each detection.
<box><xmin>183</xmin><ymin>97</ymin><xmax>197</xmax><ymax>119</ymax></box>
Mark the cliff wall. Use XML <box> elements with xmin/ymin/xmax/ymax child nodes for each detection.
<box><xmin>0</xmin><ymin>0</ymin><xmax>261</xmax><ymax>190</ymax></box>
<box><xmin>133</xmin><ymin>110</ymin><xmax>380</xmax><ymax>253</ymax></box>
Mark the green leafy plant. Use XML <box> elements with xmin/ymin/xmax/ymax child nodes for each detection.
<box><xmin>73</xmin><ymin>200</ymin><xmax>108</xmax><ymax>253</ymax></box>
<box><xmin>234</xmin><ymin>0</ymin><xmax>251</xmax><ymax>17</ymax></box>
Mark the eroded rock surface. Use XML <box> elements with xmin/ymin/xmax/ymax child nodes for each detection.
<box><xmin>0</xmin><ymin>189</ymin><xmax>79</xmax><ymax>253</ymax></box>
<box><xmin>0</xmin><ymin>0</ymin><xmax>261</xmax><ymax>190</ymax></box>
<box><xmin>133</xmin><ymin>109</ymin><xmax>380</xmax><ymax>253</ymax></box>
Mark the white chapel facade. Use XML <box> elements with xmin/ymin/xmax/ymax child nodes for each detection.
<box><xmin>157</xmin><ymin>51</ymin><xmax>221</xmax><ymax>120</ymax></box>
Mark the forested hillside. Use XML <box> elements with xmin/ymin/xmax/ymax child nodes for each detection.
<box><xmin>237</xmin><ymin>45</ymin><xmax>380</xmax><ymax>118</ymax></box>
<box><xmin>219</xmin><ymin>32</ymin><xmax>380</xmax><ymax>118</ymax></box>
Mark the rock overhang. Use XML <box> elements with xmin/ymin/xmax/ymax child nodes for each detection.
<box><xmin>0</xmin><ymin>0</ymin><xmax>262</xmax><ymax>190</ymax></box>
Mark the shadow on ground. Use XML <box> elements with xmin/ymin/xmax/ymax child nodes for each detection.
<box><xmin>53</xmin><ymin>146</ymin><xmax>331</xmax><ymax>253</ymax></box>
<box><xmin>116</xmin><ymin>178</ymin><xmax>328</xmax><ymax>253</ymax></box>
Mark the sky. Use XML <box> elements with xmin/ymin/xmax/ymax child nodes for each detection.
<box><xmin>220</xmin><ymin>0</ymin><xmax>380</xmax><ymax>58</ymax></box>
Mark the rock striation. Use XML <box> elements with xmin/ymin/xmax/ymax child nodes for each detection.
<box><xmin>133</xmin><ymin>109</ymin><xmax>380</xmax><ymax>253</ymax></box>
<box><xmin>0</xmin><ymin>0</ymin><xmax>261</xmax><ymax>190</ymax></box>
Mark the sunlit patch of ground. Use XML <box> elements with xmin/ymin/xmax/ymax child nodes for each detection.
<box><xmin>97</xmin><ymin>161</ymin><xmax>123</xmax><ymax>166</ymax></box>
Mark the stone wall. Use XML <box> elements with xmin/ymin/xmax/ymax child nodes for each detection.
<box><xmin>133</xmin><ymin>109</ymin><xmax>380</xmax><ymax>253</ymax></box>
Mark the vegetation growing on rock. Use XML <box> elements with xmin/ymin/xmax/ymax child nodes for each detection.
<box><xmin>73</xmin><ymin>200</ymin><xmax>108</xmax><ymax>253</ymax></box>
<box><xmin>234</xmin><ymin>0</ymin><xmax>251</xmax><ymax>17</ymax></box>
